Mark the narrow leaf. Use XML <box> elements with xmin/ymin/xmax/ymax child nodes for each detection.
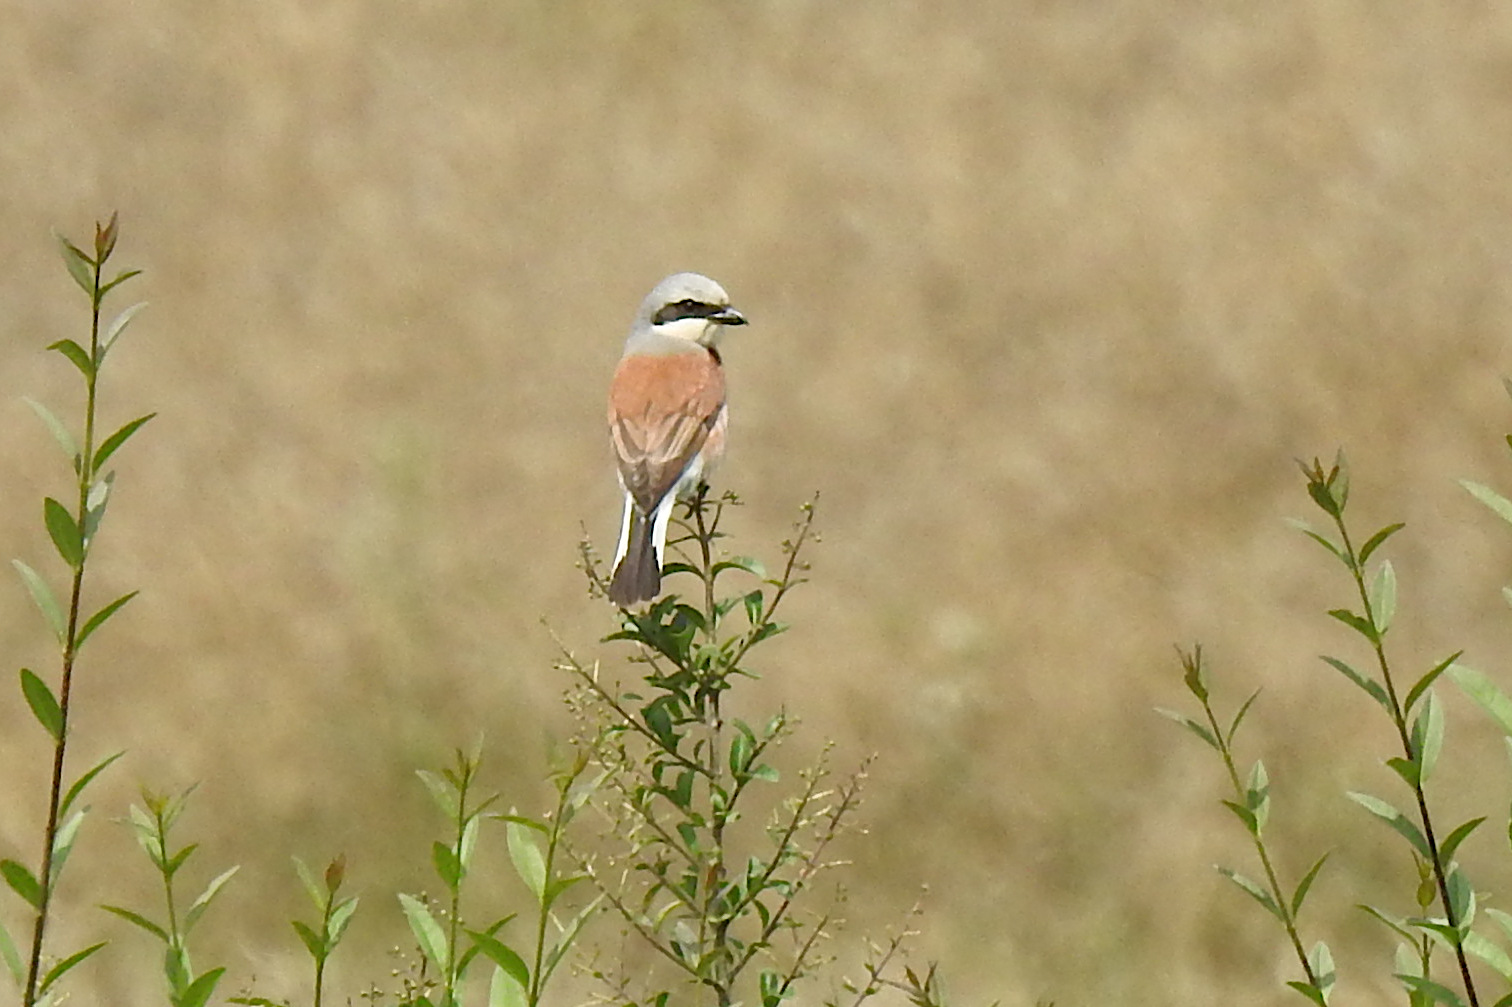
<box><xmin>38</xmin><ymin>941</ymin><xmax>106</xmax><ymax>993</ymax></box>
<box><xmin>1464</xmin><ymin>479</ymin><xmax>1512</xmax><ymax>527</ymax></box>
<box><xmin>76</xmin><ymin>591</ymin><xmax>140</xmax><ymax>650</ymax></box>
<box><xmin>1347</xmin><ymin>791</ymin><xmax>1431</xmax><ymax>858</ymax></box>
<box><xmin>1463</xmin><ymin>930</ymin><xmax>1512</xmax><ymax>982</ymax></box>
<box><xmin>0</xmin><ymin>920</ymin><xmax>21</xmax><ymax>987</ymax></box>
<box><xmin>48</xmin><ymin>339</ymin><xmax>94</xmax><ymax>379</ymax></box>
<box><xmin>99</xmin><ymin>268</ymin><xmax>142</xmax><ymax>297</ymax></box>
<box><xmin>1370</xmin><ymin>560</ymin><xmax>1397</xmax><ymax>634</ymax></box>
<box><xmin>1360</xmin><ymin>522</ymin><xmax>1407</xmax><ymax>565</ymax></box>
<box><xmin>23</xmin><ymin>397</ymin><xmax>80</xmax><ymax>467</ymax></box>
<box><xmin>1319</xmin><ymin>655</ymin><xmax>1391</xmax><ymax>712</ymax></box>
<box><xmin>14</xmin><ymin>559</ymin><xmax>67</xmax><ymax>644</ymax></box>
<box><xmin>1291</xmin><ymin>853</ymin><xmax>1330</xmax><ymax>917</ymax></box>
<box><xmin>55</xmin><ymin>233</ymin><xmax>95</xmax><ymax>293</ymax></box>
<box><xmin>398</xmin><ymin>893</ymin><xmax>449</xmax><ymax>973</ymax></box>
<box><xmin>432</xmin><ymin>841</ymin><xmax>462</xmax><ymax>890</ymax></box>
<box><xmin>184</xmin><ymin>865</ymin><xmax>239</xmax><ymax>933</ymax></box>
<box><xmin>1396</xmin><ymin>973</ymin><xmax>1468</xmax><ymax>1007</ymax></box>
<box><xmin>1</xmin><ymin>861</ymin><xmax>43</xmax><ymax>910</ymax></box>
<box><xmin>291</xmin><ymin>919</ymin><xmax>323</xmax><ymax>959</ymax></box>
<box><xmin>94</xmin><ymin>413</ymin><xmax>156</xmax><ymax>472</ymax></box>
<box><xmin>178</xmin><ymin>966</ymin><xmax>226</xmax><ymax>1007</ymax></box>
<box><xmin>1327</xmin><ymin>608</ymin><xmax>1377</xmax><ymax>642</ymax></box>
<box><xmin>467</xmin><ymin>930</ymin><xmax>530</xmax><ymax>990</ymax></box>
<box><xmin>1228</xmin><ymin>689</ymin><xmax>1263</xmax><ymax>745</ymax></box>
<box><xmin>20</xmin><ymin>669</ymin><xmax>63</xmax><ymax>741</ymax></box>
<box><xmin>507</xmin><ymin>819</ymin><xmax>546</xmax><ymax>900</ymax></box>
<box><xmin>1286</xmin><ymin>519</ymin><xmax>1347</xmax><ymax>564</ymax></box>
<box><xmin>102</xmin><ymin>301</ymin><xmax>148</xmax><ymax>357</ymax></box>
<box><xmin>1411</xmin><ymin>690</ymin><xmax>1445</xmax><ymax>785</ymax></box>
<box><xmin>1405</xmin><ymin>652</ymin><xmax>1462</xmax><ymax>719</ymax></box>
<box><xmin>1217</xmin><ymin>866</ymin><xmax>1282</xmax><ymax>919</ymax></box>
<box><xmin>61</xmin><ymin>751</ymin><xmax>124</xmax><ymax>818</ymax></box>
<box><xmin>1155</xmin><ymin>708</ymin><xmax>1219</xmax><ymax>751</ymax></box>
<box><xmin>43</xmin><ymin>498</ymin><xmax>84</xmax><ymax>568</ymax></box>
<box><xmin>1448</xmin><ymin>663</ymin><xmax>1512</xmax><ymax>736</ymax></box>
<box><xmin>100</xmin><ymin>901</ymin><xmax>168</xmax><ymax>943</ymax></box>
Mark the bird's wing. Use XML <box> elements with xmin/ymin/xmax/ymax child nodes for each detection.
<box><xmin>608</xmin><ymin>348</ymin><xmax>726</xmax><ymax>513</ymax></box>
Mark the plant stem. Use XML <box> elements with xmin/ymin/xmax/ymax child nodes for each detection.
<box><xmin>1331</xmin><ymin>510</ymin><xmax>1479</xmax><ymax>1007</ymax></box>
<box><xmin>23</xmin><ymin>243</ymin><xmax>104</xmax><ymax>1007</ymax></box>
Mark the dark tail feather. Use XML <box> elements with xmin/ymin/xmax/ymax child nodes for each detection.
<box><xmin>608</xmin><ymin>508</ymin><xmax>660</xmax><ymax>606</ymax></box>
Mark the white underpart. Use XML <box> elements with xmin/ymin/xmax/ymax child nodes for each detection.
<box><xmin>614</xmin><ymin>493</ymin><xmax>636</xmax><ymax>567</ymax></box>
<box><xmin>614</xmin><ymin>448</ymin><xmax>711</xmax><ymax>569</ymax></box>
<box><xmin>649</xmin><ymin>316</ymin><xmax>722</xmax><ymax>348</ymax></box>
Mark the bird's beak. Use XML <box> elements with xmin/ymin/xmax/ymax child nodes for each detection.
<box><xmin>711</xmin><ymin>307</ymin><xmax>748</xmax><ymax>326</ymax></box>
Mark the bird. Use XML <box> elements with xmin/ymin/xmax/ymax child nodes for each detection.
<box><xmin>607</xmin><ymin>272</ymin><xmax>748</xmax><ymax>607</ymax></box>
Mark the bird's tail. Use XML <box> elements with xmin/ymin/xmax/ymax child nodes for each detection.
<box><xmin>608</xmin><ymin>505</ymin><xmax>660</xmax><ymax>606</ymax></box>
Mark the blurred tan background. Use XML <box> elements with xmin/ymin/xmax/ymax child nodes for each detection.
<box><xmin>5</xmin><ymin>1</ymin><xmax>1512</xmax><ymax>1004</ymax></box>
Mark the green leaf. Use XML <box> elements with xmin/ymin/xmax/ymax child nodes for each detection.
<box><xmin>1360</xmin><ymin>522</ymin><xmax>1407</xmax><ymax>565</ymax></box>
<box><xmin>1405</xmin><ymin>652</ymin><xmax>1462</xmax><ymax>718</ymax></box>
<box><xmin>507</xmin><ymin>819</ymin><xmax>546</xmax><ymax>901</ymax></box>
<box><xmin>1319</xmin><ymin>655</ymin><xmax>1390</xmax><ymax>712</ymax></box>
<box><xmin>102</xmin><ymin>301</ymin><xmax>148</xmax><ymax>358</ymax></box>
<box><xmin>1</xmin><ymin>860</ymin><xmax>43</xmax><ymax>910</ymax></box>
<box><xmin>1217</xmin><ymin>866</ymin><xmax>1282</xmax><ymax>919</ymax></box>
<box><xmin>1489</xmin><ymin>907</ymin><xmax>1512</xmax><ymax>947</ymax></box>
<box><xmin>1227</xmin><ymin>689</ymin><xmax>1262</xmax><ymax>745</ymax></box>
<box><xmin>0</xmin><ymin>919</ymin><xmax>22</xmax><ymax>987</ymax></box>
<box><xmin>1360</xmin><ymin>903</ymin><xmax>1414</xmax><ymax>941</ymax></box>
<box><xmin>38</xmin><ymin>940</ymin><xmax>106</xmax><ymax>994</ymax></box>
<box><xmin>1246</xmin><ymin>760</ymin><xmax>1270</xmax><ymax>834</ymax></box>
<box><xmin>1370</xmin><ymin>561</ymin><xmax>1397</xmax><ymax>634</ymax></box>
<box><xmin>1395</xmin><ymin>973</ymin><xmax>1467</xmax><ymax>1007</ymax></box>
<box><xmin>177</xmin><ymin>966</ymin><xmax>227</xmax><ymax>1007</ymax></box>
<box><xmin>1386</xmin><ymin>756</ymin><xmax>1420</xmax><ymax>789</ymax></box>
<box><xmin>1308</xmin><ymin>939</ymin><xmax>1336</xmax><ymax>995</ymax></box>
<box><xmin>99</xmin><ymin>268</ymin><xmax>142</xmax><ymax>298</ymax></box>
<box><xmin>1291</xmin><ymin>853</ymin><xmax>1330</xmax><ymax>917</ymax></box>
<box><xmin>415</xmin><ymin>769</ymin><xmax>453</xmax><ymax>818</ymax></box>
<box><xmin>1328</xmin><ymin>608</ymin><xmax>1377</xmax><ymax>643</ymax></box>
<box><xmin>14</xmin><ymin>559</ymin><xmax>67</xmax><ymax>644</ymax></box>
<box><xmin>1463</xmin><ymin>479</ymin><xmax>1512</xmax><ymax>527</ymax></box>
<box><xmin>101</xmin><ymin>901</ymin><xmax>167</xmax><ymax>943</ymax></box>
<box><xmin>329</xmin><ymin>896</ymin><xmax>359</xmax><ymax>944</ymax></box>
<box><xmin>1347</xmin><ymin>791</ymin><xmax>1431</xmax><ymax>858</ymax></box>
<box><xmin>489</xmin><ymin>966</ymin><xmax>528</xmax><ymax>1007</ymax></box>
<box><xmin>292</xmin><ymin>919</ymin><xmax>324</xmax><ymax>959</ymax></box>
<box><xmin>184</xmin><ymin>866</ymin><xmax>239</xmax><ymax>934</ymax></box>
<box><xmin>1155</xmin><ymin>708</ymin><xmax>1219</xmax><ymax>751</ymax></box>
<box><xmin>94</xmin><ymin>413</ymin><xmax>156</xmax><ymax>472</ymax></box>
<box><xmin>467</xmin><ymin>930</ymin><xmax>530</xmax><ymax>991</ymax></box>
<box><xmin>1463</xmin><ymin>929</ymin><xmax>1512</xmax><ymax>981</ymax></box>
<box><xmin>1448</xmin><ymin>662</ymin><xmax>1512</xmax><ymax>736</ymax></box>
<box><xmin>48</xmin><ymin>339</ymin><xmax>95</xmax><ymax>379</ymax></box>
<box><xmin>75</xmin><ymin>591</ymin><xmax>139</xmax><ymax>650</ymax></box>
<box><xmin>50</xmin><ymin>808</ymin><xmax>87</xmax><ymax>882</ymax></box>
<box><xmin>1446</xmin><ymin>866</ymin><xmax>1475</xmax><ymax>931</ymax></box>
<box><xmin>43</xmin><ymin>498</ymin><xmax>84</xmax><ymax>568</ymax></box>
<box><xmin>432</xmin><ymin>841</ymin><xmax>463</xmax><ymax>890</ymax></box>
<box><xmin>1285</xmin><ymin>981</ymin><xmax>1328</xmax><ymax>1007</ymax></box>
<box><xmin>55</xmin><ymin>235</ymin><xmax>95</xmax><ymax>295</ymax></box>
<box><xmin>292</xmin><ymin>856</ymin><xmax>322</xmax><ymax>907</ymax></box>
<box><xmin>1286</xmin><ymin>519</ymin><xmax>1347</xmax><ymax>565</ymax></box>
<box><xmin>61</xmin><ymin>751</ymin><xmax>123</xmax><ymax>818</ymax></box>
<box><xmin>1411</xmin><ymin>690</ymin><xmax>1445</xmax><ymax>785</ymax></box>
<box><xmin>24</xmin><ymin>397</ymin><xmax>80</xmax><ymax>468</ymax></box>
<box><xmin>398</xmin><ymin>893</ymin><xmax>448</xmax><ymax>973</ymax></box>
<box><xmin>20</xmin><ymin>669</ymin><xmax>64</xmax><ymax>741</ymax></box>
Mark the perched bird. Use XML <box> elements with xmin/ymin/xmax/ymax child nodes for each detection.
<box><xmin>607</xmin><ymin>272</ymin><xmax>748</xmax><ymax>606</ymax></box>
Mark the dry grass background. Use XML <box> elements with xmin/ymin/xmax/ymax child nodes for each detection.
<box><xmin>4</xmin><ymin>1</ymin><xmax>1512</xmax><ymax>1004</ymax></box>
